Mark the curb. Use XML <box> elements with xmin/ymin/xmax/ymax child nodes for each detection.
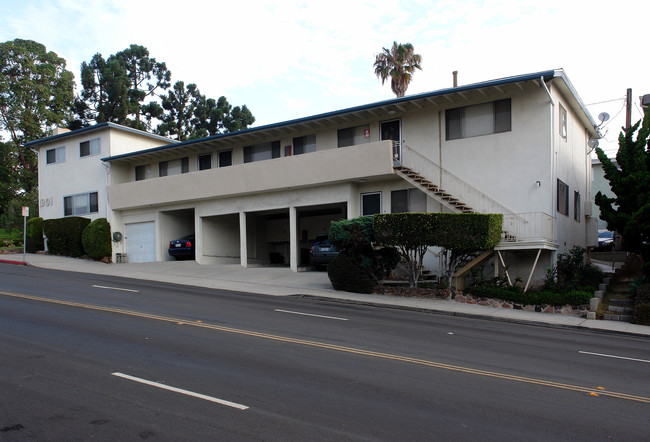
<box><xmin>0</xmin><ymin>258</ymin><xmax>27</xmax><ymax>266</ymax></box>
<box><xmin>292</xmin><ymin>294</ymin><xmax>650</xmax><ymax>338</ymax></box>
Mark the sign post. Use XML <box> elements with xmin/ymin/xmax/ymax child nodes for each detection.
<box><xmin>22</xmin><ymin>206</ymin><xmax>28</xmax><ymax>262</ymax></box>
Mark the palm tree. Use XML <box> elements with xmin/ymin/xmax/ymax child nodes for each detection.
<box><xmin>373</xmin><ymin>42</ymin><xmax>422</xmax><ymax>98</ymax></box>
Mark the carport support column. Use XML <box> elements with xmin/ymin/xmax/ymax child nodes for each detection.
<box><xmin>239</xmin><ymin>211</ymin><xmax>248</xmax><ymax>268</ymax></box>
<box><xmin>289</xmin><ymin>206</ymin><xmax>298</xmax><ymax>272</ymax></box>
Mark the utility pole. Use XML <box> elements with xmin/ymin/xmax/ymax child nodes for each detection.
<box><xmin>626</xmin><ymin>88</ymin><xmax>632</xmax><ymax>129</ymax></box>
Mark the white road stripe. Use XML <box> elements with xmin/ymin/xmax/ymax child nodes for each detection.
<box><xmin>275</xmin><ymin>309</ymin><xmax>348</xmax><ymax>321</ymax></box>
<box><xmin>579</xmin><ymin>351</ymin><xmax>650</xmax><ymax>364</ymax></box>
<box><xmin>111</xmin><ymin>372</ymin><xmax>249</xmax><ymax>410</ymax></box>
<box><xmin>93</xmin><ymin>285</ymin><xmax>139</xmax><ymax>293</ymax></box>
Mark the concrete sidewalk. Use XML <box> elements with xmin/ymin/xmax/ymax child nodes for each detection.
<box><xmin>2</xmin><ymin>253</ymin><xmax>650</xmax><ymax>337</ymax></box>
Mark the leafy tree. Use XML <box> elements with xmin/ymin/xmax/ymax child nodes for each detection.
<box><xmin>373</xmin><ymin>41</ymin><xmax>422</xmax><ymax>98</ymax></box>
<box><xmin>194</xmin><ymin>95</ymin><xmax>255</xmax><ymax>136</ymax></box>
<box><xmin>0</xmin><ymin>39</ymin><xmax>75</xmax><ymax>192</ymax></box>
<box><xmin>77</xmin><ymin>44</ymin><xmax>171</xmax><ymax>130</ymax></box>
<box><xmin>115</xmin><ymin>44</ymin><xmax>171</xmax><ymax>129</ymax></box>
<box><xmin>157</xmin><ymin>81</ymin><xmax>202</xmax><ymax>141</ymax></box>
<box><xmin>595</xmin><ymin>108</ymin><xmax>650</xmax><ymax>253</ymax></box>
<box><xmin>76</xmin><ymin>53</ymin><xmax>130</xmax><ymax>126</ymax></box>
<box><xmin>0</xmin><ymin>141</ymin><xmax>16</xmax><ymax>215</ymax></box>
<box><xmin>374</xmin><ymin>213</ymin><xmax>502</xmax><ymax>288</ymax></box>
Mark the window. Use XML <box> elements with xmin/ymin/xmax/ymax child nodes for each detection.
<box><xmin>557</xmin><ymin>179</ymin><xmax>569</xmax><ymax>216</ymax></box>
<box><xmin>79</xmin><ymin>138</ymin><xmax>101</xmax><ymax>157</ymax></box>
<box><xmin>559</xmin><ymin>103</ymin><xmax>568</xmax><ymax>140</ymax></box>
<box><xmin>64</xmin><ymin>192</ymin><xmax>98</xmax><ymax>216</ymax></box>
<box><xmin>198</xmin><ymin>153</ymin><xmax>212</xmax><ymax>171</ymax></box>
<box><xmin>446</xmin><ymin>99</ymin><xmax>511</xmax><ymax>140</ymax></box>
<box><xmin>361</xmin><ymin>192</ymin><xmax>381</xmax><ymax>216</ymax></box>
<box><xmin>46</xmin><ymin>146</ymin><xmax>65</xmax><ymax>164</ymax></box>
<box><xmin>135</xmin><ymin>165</ymin><xmax>151</xmax><ymax>181</ymax></box>
<box><xmin>391</xmin><ymin>189</ymin><xmax>427</xmax><ymax>213</ymax></box>
<box><xmin>159</xmin><ymin>157</ymin><xmax>189</xmax><ymax>177</ymax></box>
<box><xmin>218</xmin><ymin>150</ymin><xmax>232</xmax><ymax>167</ymax></box>
<box><xmin>244</xmin><ymin>141</ymin><xmax>280</xmax><ymax>163</ymax></box>
<box><xmin>293</xmin><ymin>134</ymin><xmax>316</xmax><ymax>155</ymax></box>
<box><xmin>338</xmin><ymin>125</ymin><xmax>370</xmax><ymax>147</ymax></box>
<box><xmin>574</xmin><ymin>191</ymin><xmax>581</xmax><ymax>222</ymax></box>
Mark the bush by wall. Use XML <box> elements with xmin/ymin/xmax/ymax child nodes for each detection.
<box><xmin>328</xmin><ymin>216</ymin><xmax>400</xmax><ymax>281</ymax></box>
<box><xmin>82</xmin><ymin>218</ymin><xmax>112</xmax><ymax>260</ymax></box>
<box><xmin>327</xmin><ymin>253</ymin><xmax>375</xmax><ymax>294</ymax></box>
<box><xmin>465</xmin><ymin>284</ymin><xmax>592</xmax><ymax>307</ymax></box>
<box><xmin>632</xmin><ymin>303</ymin><xmax>650</xmax><ymax>325</ymax></box>
<box><xmin>43</xmin><ymin>217</ymin><xmax>91</xmax><ymax>257</ymax></box>
<box><xmin>26</xmin><ymin>217</ymin><xmax>44</xmax><ymax>253</ymax></box>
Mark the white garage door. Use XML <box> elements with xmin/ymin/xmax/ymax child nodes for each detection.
<box><xmin>126</xmin><ymin>222</ymin><xmax>156</xmax><ymax>263</ymax></box>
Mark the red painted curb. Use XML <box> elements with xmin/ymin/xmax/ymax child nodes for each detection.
<box><xmin>0</xmin><ymin>259</ymin><xmax>27</xmax><ymax>266</ymax></box>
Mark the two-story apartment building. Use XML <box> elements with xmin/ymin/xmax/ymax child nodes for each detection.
<box><xmin>29</xmin><ymin>69</ymin><xmax>599</xmax><ymax>288</ymax></box>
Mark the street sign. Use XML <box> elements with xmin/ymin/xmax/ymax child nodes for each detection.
<box><xmin>22</xmin><ymin>206</ymin><xmax>29</xmax><ymax>217</ymax></box>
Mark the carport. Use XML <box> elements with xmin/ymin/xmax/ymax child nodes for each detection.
<box><xmin>160</xmin><ymin>209</ymin><xmax>195</xmax><ymax>261</ymax></box>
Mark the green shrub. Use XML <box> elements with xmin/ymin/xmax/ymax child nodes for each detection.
<box><xmin>544</xmin><ymin>246</ymin><xmax>604</xmax><ymax>292</ymax></box>
<box><xmin>329</xmin><ymin>216</ymin><xmax>399</xmax><ymax>280</ymax></box>
<box><xmin>632</xmin><ymin>303</ymin><xmax>650</xmax><ymax>325</ymax></box>
<box><xmin>327</xmin><ymin>253</ymin><xmax>375</xmax><ymax>294</ymax></box>
<box><xmin>43</xmin><ymin>217</ymin><xmax>91</xmax><ymax>257</ymax></box>
<box><xmin>26</xmin><ymin>217</ymin><xmax>44</xmax><ymax>253</ymax></box>
<box><xmin>82</xmin><ymin>218</ymin><xmax>112</xmax><ymax>260</ymax></box>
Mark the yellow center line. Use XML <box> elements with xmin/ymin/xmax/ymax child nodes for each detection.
<box><xmin>3</xmin><ymin>290</ymin><xmax>649</xmax><ymax>404</ymax></box>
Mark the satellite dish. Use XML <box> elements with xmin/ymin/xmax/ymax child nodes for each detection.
<box><xmin>598</xmin><ymin>112</ymin><xmax>610</xmax><ymax>124</ymax></box>
<box><xmin>588</xmin><ymin>139</ymin><xmax>599</xmax><ymax>149</ymax></box>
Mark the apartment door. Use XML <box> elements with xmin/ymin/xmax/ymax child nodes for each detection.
<box><xmin>381</xmin><ymin>119</ymin><xmax>401</xmax><ymax>164</ymax></box>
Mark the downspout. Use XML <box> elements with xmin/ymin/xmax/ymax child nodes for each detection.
<box><xmin>101</xmin><ymin>161</ymin><xmax>111</xmax><ymax>225</ymax></box>
<box><xmin>541</xmin><ymin>76</ymin><xmax>559</xmax><ymax>270</ymax></box>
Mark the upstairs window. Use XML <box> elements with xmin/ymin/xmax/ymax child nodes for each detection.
<box><xmin>198</xmin><ymin>153</ymin><xmax>212</xmax><ymax>171</ymax></box>
<box><xmin>293</xmin><ymin>134</ymin><xmax>316</xmax><ymax>155</ymax></box>
<box><xmin>80</xmin><ymin>138</ymin><xmax>101</xmax><ymax>157</ymax></box>
<box><xmin>244</xmin><ymin>141</ymin><xmax>281</xmax><ymax>163</ymax></box>
<box><xmin>64</xmin><ymin>191</ymin><xmax>98</xmax><ymax>216</ymax></box>
<box><xmin>135</xmin><ymin>165</ymin><xmax>151</xmax><ymax>181</ymax></box>
<box><xmin>446</xmin><ymin>99</ymin><xmax>511</xmax><ymax>140</ymax></box>
<box><xmin>159</xmin><ymin>157</ymin><xmax>189</xmax><ymax>177</ymax></box>
<box><xmin>46</xmin><ymin>146</ymin><xmax>65</xmax><ymax>164</ymax></box>
<box><xmin>574</xmin><ymin>191</ymin><xmax>581</xmax><ymax>222</ymax></box>
<box><xmin>218</xmin><ymin>150</ymin><xmax>232</xmax><ymax>167</ymax></box>
<box><xmin>557</xmin><ymin>179</ymin><xmax>569</xmax><ymax>216</ymax></box>
<box><xmin>338</xmin><ymin>125</ymin><xmax>370</xmax><ymax>147</ymax></box>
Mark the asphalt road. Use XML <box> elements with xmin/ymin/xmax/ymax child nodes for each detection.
<box><xmin>1</xmin><ymin>265</ymin><xmax>649</xmax><ymax>441</ymax></box>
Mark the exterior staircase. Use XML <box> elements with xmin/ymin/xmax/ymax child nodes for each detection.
<box><xmin>394</xmin><ymin>165</ymin><xmax>474</xmax><ymax>213</ymax></box>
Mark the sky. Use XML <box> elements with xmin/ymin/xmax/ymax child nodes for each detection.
<box><xmin>1</xmin><ymin>0</ymin><xmax>648</xmax><ymax>156</ymax></box>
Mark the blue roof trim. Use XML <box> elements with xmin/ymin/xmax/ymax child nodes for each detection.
<box><xmin>24</xmin><ymin>121</ymin><xmax>175</xmax><ymax>147</ymax></box>
<box><xmin>96</xmin><ymin>69</ymin><xmax>593</xmax><ymax>162</ymax></box>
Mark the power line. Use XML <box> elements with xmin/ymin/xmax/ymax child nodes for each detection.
<box><xmin>586</xmin><ymin>97</ymin><xmax>626</xmax><ymax>106</ymax></box>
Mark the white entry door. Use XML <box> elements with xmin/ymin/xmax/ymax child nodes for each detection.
<box><xmin>126</xmin><ymin>222</ymin><xmax>156</xmax><ymax>263</ymax></box>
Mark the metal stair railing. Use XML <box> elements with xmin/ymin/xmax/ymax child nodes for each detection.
<box><xmin>397</xmin><ymin>143</ymin><xmax>523</xmax><ymax>220</ymax></box>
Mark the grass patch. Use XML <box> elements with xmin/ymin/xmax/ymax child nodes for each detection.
<box><xmin>0</xmin><ymin>228</ymin><xmax>23</xmax><ymax>249</ymax></box>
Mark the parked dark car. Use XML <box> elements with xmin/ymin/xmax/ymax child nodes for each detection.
<box><xmin>168</xmin><ymin>234</ymin><xmax>195</xmax><ymax>260</ymax></box>
<box><xmin>310</xmin><ymin>234</ymin><xmax>338</xmax><ymax>268</ymax></box>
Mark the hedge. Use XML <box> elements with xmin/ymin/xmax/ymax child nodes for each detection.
<box><xmin>373</xmin><ymin>212</ymin><xmax>503</xmax><ymax>252</ymax></box>
<box><xmin>26</xmin><ymin>217</ymin><xmax>44</xmax><ymax>253</ymax></box>
<box><xmin>43</xmin><ymin>217</ymin><xmax>91</xmax><ymax>257</ymax></box>
<box><xmin>82</xmin><ymin>218</ymin><xmax>112</xmax><ymax>260</ymax></box>
<box><xmin>465</xmin><ymin>285</ymin><xmax>592</xmax><ymax>307</ymax></box>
